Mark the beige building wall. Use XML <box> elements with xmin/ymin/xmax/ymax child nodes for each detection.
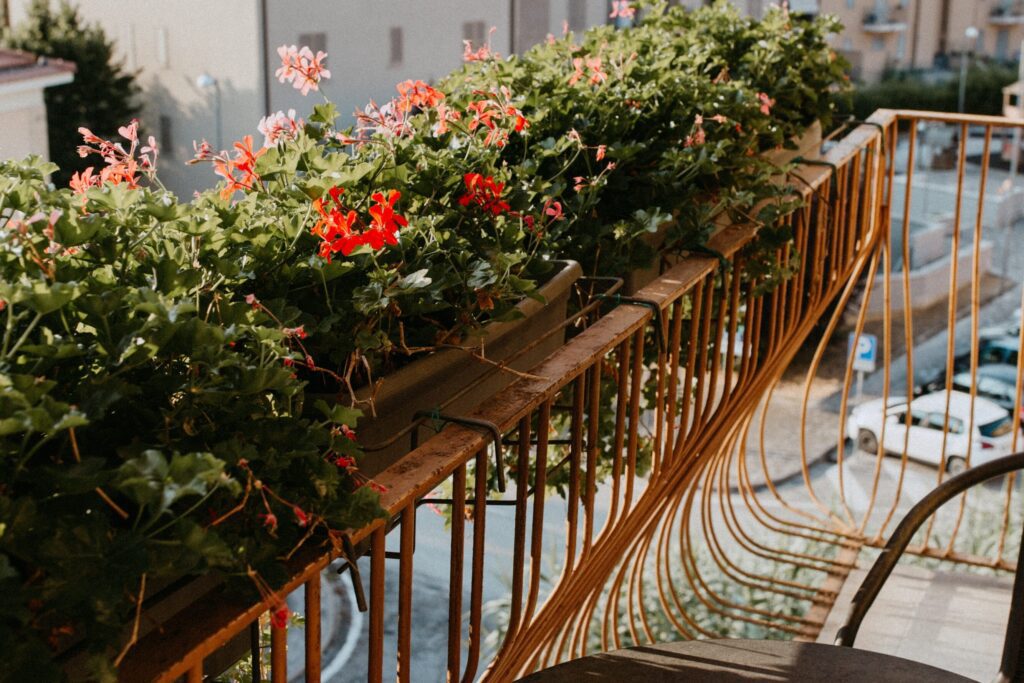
<box><xmin>9</xmin><ymin>0</ymin><xmax>607</xmax><ymax>196</ymax></box>
<box><xmin>265</xmin><ymin>0</ymin><xmax>607</xmax><ymax>135</ymax></box>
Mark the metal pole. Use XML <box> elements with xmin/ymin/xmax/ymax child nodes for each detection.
<box><xmin>958</xmin><ymin>51</ymin><xmax>970</xmax><ymax>113</ymax></box>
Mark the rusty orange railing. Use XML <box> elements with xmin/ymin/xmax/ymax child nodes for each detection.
<box><xmin>116</xmin><ymin>110</ymin><xmax>1024</xmax><ymax>682</ymax></box>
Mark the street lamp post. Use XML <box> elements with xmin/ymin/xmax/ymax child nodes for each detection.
<box><xmin>958</xmin><ymin>25</ymin><xmax>980</xmax><ymax>113</ymax></box>
<box><xmin>195</xmin><ymin>73</ymin><xmax>222</xmax><ymax>151</ymax></box>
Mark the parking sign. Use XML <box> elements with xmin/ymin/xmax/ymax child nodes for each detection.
<box><xmin>849</xmin><ymin>332</ymin><xmax>877</xmax><ymax>374</ymax></box>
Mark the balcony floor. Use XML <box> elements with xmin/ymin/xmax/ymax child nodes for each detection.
<box><xmin>818</xmin><ymin>561</ymin><xmax>1014</xmax><ymax>681</ymax></box>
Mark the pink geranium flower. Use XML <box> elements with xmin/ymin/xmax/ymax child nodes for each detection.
<box><xmin>258</xmin><ymin>109</ymin><xmax>302</xmax><ymax>148</ymax></box>
<box><xmin>609</xmin><ymin>1</ymin><xmax>636</xmax><ymax>20</ymax></box>
<box><xmin>276</xmin><ymin>45</ymin><xmax>331</xmax><ymax>96</ymax></box>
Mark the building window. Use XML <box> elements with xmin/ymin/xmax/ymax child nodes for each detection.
<box><xmin>896</xmin><ymin>32</ymin><xmax>905</xmax><ymax>60</ymax></box>
<box><xmin>568</xmin><ymin>0</ymin><xmax>587</xmax><ymax>33</ymax></box>
<box><xmin>872</xmin><ymin>36</ymin><xmax>884</xmax><ymax>51</ymax></box>
<box><xmin>389</xmin><ymin>27</ymin><xmax>404</xmax><ymax>66</ymax></box>
<box><xmin>298</xmin><ymin>32</ymin><xmax>327</xmax><ymax>55</ymax></box>
<box><xmin>156</xmin><ymin>27</ymin><xmax>169</xmax><ymax>68</ymax></box>
<box><xmin>846</xmin><ymin>0</ymin><xmax>854</xmax><ymax>8</ymax></box>
<box><xmin>159</xmin><ymin>115</ymin><xmax>174</xmax><ymax>159</ymax></box>
<box><xmin>463</xmin><ymin>21</ymin><xmax>486</xmax><ymax>50</ymax></box>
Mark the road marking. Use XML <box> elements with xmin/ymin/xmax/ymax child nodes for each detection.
<box><xmin>825</xmin><ymin>463</ymin><xmax>870</xmax><ymax>513</ymax></box>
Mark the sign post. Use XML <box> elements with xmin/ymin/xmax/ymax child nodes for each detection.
<box><xmin>848</xmin><ymin>332</ymin><xmax>878</xmax><ymax>403</ymax></box>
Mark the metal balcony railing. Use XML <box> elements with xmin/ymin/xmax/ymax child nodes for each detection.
<box><xmin>863</xmin><ymin>7</ymin><xmax>908</xmax><ymax>33</ymax></box>
<box><xmin>115</xmin><ymin>110</ymin><xmax>1024</xmax><ymax>682</ymax></box>
<box><xmin>991</xmin><ymin>2</ymin><xmax>1024</xmax><ymax>24</ymax></box>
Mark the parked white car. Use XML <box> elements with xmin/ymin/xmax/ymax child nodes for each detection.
<box><xmin>846</xmin><ymin>390</ymin><xmax>1015</xmax><ymax>474</ymax></box>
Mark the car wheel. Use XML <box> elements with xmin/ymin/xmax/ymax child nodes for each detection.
<box><xmin>856</xmin><ymin>429</ymin><xmax>879</xmax><ymax>454</ymax></box>
<box><xmin>945</xmin><ymin>456</ymin><xmax>968</xmax><ymax>476</ymax></box>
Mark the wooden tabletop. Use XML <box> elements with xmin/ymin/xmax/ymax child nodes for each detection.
<box><xmin>516</xmin><ymin>639</ymin><xmax>976</xmax><ymax>682</ymax></box>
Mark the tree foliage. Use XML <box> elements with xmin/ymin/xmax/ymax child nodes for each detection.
<box><xmin>848</xmin><ymin>61</ymin><xmax>1018</xmax><ymax>119</ymax></box>
<box><xmin>3</xmin><ymin>0</ymin><xmax>139</xmax><ymax>185</ymax></box>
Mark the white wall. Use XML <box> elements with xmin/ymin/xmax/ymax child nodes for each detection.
<box><xmin>0</xmin><ymin>87</ymin><xmax>51</xmax><ymax>161</ymax></box>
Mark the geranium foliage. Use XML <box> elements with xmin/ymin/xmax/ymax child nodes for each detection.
<box><xmin>0</xmin><ymin>1</ymin><xmax>850</xmax><ymax>679</ymax></box>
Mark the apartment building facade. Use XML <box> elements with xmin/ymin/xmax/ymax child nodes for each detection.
<box><xmin>7</xmin><ymin>0</ymin><xmax>606</xmax><ymax>196</ymax></box>
<box><xmin>793</xmin><ymin>0</ymin><xmax>1024</xmax><ymax>82</ymax></box>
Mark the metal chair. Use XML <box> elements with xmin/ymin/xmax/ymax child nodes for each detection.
<box><xmin>835</xmin><ymin>452</ymin><xmax>1024</xmax><ymax>683</ymax></box>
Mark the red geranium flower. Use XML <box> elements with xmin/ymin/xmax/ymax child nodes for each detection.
<box><xmin>311</xmin><ymin>187</ymin><xmax>407</xmax><ymax>260</ymax></box>
<box><xmin>459</xmin><ymin>173</ymin><xmax>511</xmax><ymax>215</ymax></box>
<box><xmin>271</xmin><ymin>604</ymin><xmax>289</xmax><ymax>629</ymax></box>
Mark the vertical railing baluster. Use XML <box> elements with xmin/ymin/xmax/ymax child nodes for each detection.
<box><xmin>563</xmin><ymin>375</ymin><xmax>585</xmax><ymax>573</ymax></box>
<box><xmin>583</xmin><ymin>365</ymin><xmax>601</xmax><ymax>555</ymax></box>
<box><xmin>523</xmin><ymin>402</ymin><xmax>551</xmax><ymax>628</ymax></box>
<box><xmin>251</xmin><ymin>621</ymin><xmax>263</xmax><ymax>683</ymax></box>
<box><xmin>305</xmin><ymin>574</ymin><xmax>321</xmax><ymax>683</ymax></box>
<box><xmin>397</xmin><ymin>506</ymin><xmax>415</xmax><ymax>683</ymax></box>
<box><xmin>447</xmin><ymin>465</ymin><xmax>467</xmax><ymax>681</ymax></box>
<box><xmin>461</xmin><ymin>449</ymin><xmax>489</xmax><ymax>682</ymax></box>
<box><xmin>368</xmin><ymin>526</ymin><xmax>385</xmax><ymax>683</ymax></box>
<box><xmin>271</xmin><ymin>611</ymin><xmax>287</xmax><ymax>683</ymax></box>
<box><xmin>506</xmin><ymin>416</ymin><xmax>531</xmax><ymax>641</ymax></box>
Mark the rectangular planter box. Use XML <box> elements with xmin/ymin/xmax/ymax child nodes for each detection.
<box><xmin>624</xmin><ymin>121</ymin><xmax>823</xmax><ymax>294</ymax></box>
<box><xmin>350</xmin><ymin>259</ymin><xmax>583</xmax><ymax>476</ymax></box>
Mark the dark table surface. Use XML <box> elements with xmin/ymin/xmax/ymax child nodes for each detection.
<box><xmin>516</xmin><ymin>638</ymin><xmax>977</xmax><ymax>682</ymax></box>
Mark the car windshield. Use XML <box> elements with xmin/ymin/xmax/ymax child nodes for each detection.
<box><xmin>980</xmin><ymin>415</ymin><xmax>1014</xmax><ymax>438</ymax></box>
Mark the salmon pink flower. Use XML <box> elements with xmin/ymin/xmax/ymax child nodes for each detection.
<box><xmin>71</xmin><ymin>119</ymin><xmax>153</xmax><ymax>194</ymax></box>
<box><xmin>258</xmin><ymin>109</ymin><xmax>302</xmax><ymax>148</ymax></box>
<box><xmin>396</xmin><ymin>80</ymin><xmax>445</xmax><ymax>112</ymax></box>
<box><xmin>596</xmin><ymin>144</ymin><xmax>607</xmax><ymax>161</ymax></box>
<box><xmin>569</xmin><ymin>56</ymin><xmax>608</xmax><ymax>86</ymax></box>
<box><xmin>463</xmin><ymin>26</ymin><xmax>498</xmax><ymax>62</ymax></box>
<box><xmin>340</xmin><ymin>424</ymin><xmax>357</xmax><ymax>441</ymax></box>
<box><xmin>710</xmin><ymin>114</ymin><xmax>728</xmax><ymax>124</ymax></box>
<box><xmin>69</xmin><ymin>167</ymin><xmax>98</xmax><ymax>196</ymax></box>
<box><xmin>433</xmin><ymin>102</ymin><xmax>462</xmax><ymax>136</ymax></box>
<box><xmin>757</xmin><ymin>92</ymin><xmax>775</xmax><ymax>115</ymax></box>
<box><xmin>355</xmin><ymin>99</ymin><xmax>411</xmax><ymax>138</ymax></box>
<box><xmin>276</xmin><ymin>45</ymin><xmax>331</xmax><ymax>96</ymax></box>
<box><xmin>465</xmin><ymin>87</ymin><xmax>528</xmax><ymax>147</ymax></box>
<box><xmin>293</xmin><ymin>506</ymin><xmax>309</xmax><ymax>527</ymax></box>
<box><xmin>573</xmin><ymin>176</ymin><xmax>588</xmax><ymax>192</ymax></box>
<box><xmin>609</xmin><ymin>1</ymin><xmax>636</xmax><ymax>20</ymax></box>
<box><xmin>192</xmin><ymin>139</ymin><xmax>213</xmax><ymax>161</ymax></box>
<box><xmin>543</xmin><ymin>199</ymin><xmax>564</xmax><ymax>221</ymax></box>
<box><xmin>213</xmin><ymin>135</ymin><xmax>265</xmax><ymax>200</ymax></box>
